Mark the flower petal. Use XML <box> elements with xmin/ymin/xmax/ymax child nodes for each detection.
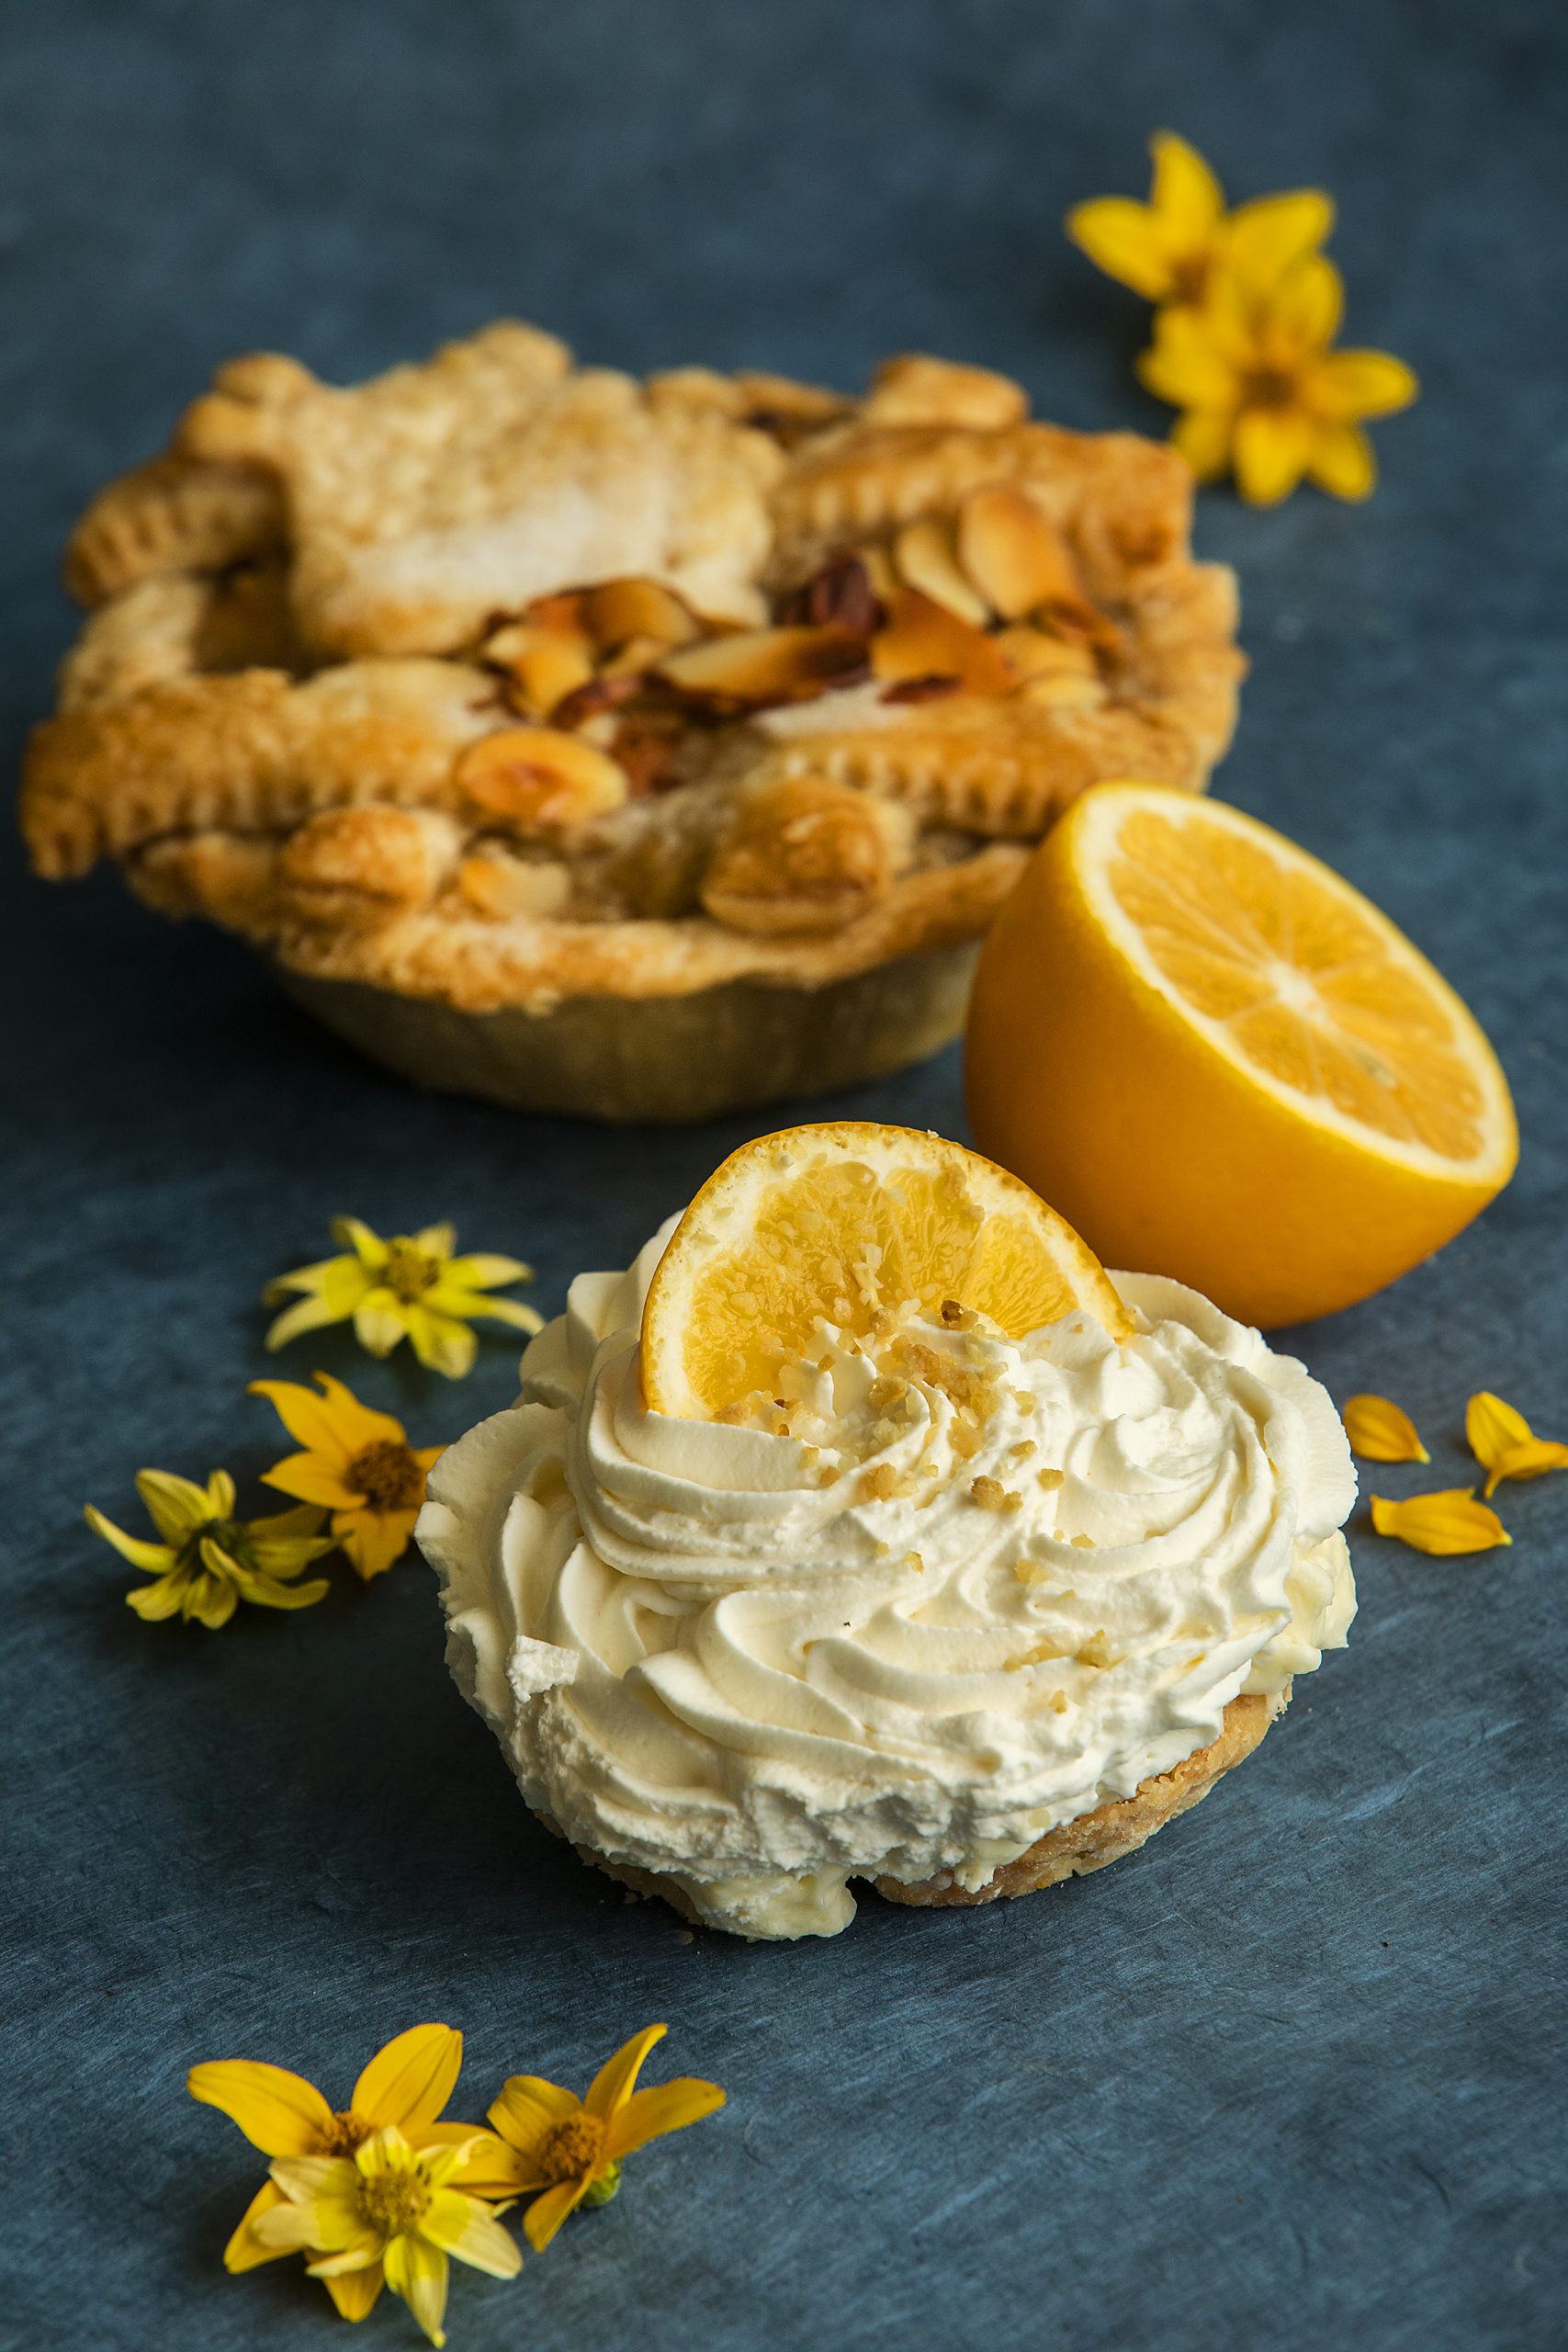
<box><xmin>1265</xmin><ymin>254</ymin><xmax>1342</xmax><ymax>357</ymax></box>
<box><xmin>354</xmin><ymin>1295</ymin><xmax>412</xmax><ymax>1359</ymax></box>
<box><xmin>333</xmin><ymin>1217</ymin><xmax>392</xmax><ymax>1269</ymax></box>
<box><xmin>1371</xmin><ymin>1489</ymin><xmax>1512</xmax><ymax>1556</ymax></box>
<box><xmin>323</xmin><ymin>2260</ymin><xmax>386</xmax><ymax>2320</ymax></box>
<box><xmin>585</xmin><ymin>2024</ymin><xmax>667</xmax><ymax>2122</ymax></box>
<box><xmin>337</xmin><ymin>1509</ymin><xmax>419</xmax><ymax>1581</ymax></box>
<box><xmin>487</xmin><ymin>2076</ymin><xmax>581</xmax><ymax>2165</ymax></box>
<box><xmin>1169</xmin><ymin>408</ymin><xmax>1235</xmax><ymax>481</ymax></box>
<box><xmin>266</xmin><ymin>1291</ymin><xmax>356</xmax><ymax>1352</ymax></box>
<box><xmin>403</xmin><ymin>1306</ymin><xmax>478</xmax><ymax>1380</ymax></box>
<box><xmin>221</xmin><ymin>2179</ymin><xmax>293</xmax><ymax>2272</ymax></box>
<box><xmin>306</xmin><ymin>2233</ymin><xmax>387</xmax><ymax>2277</ymax></box>
<box><xmin>443</xmin><ymin>1253</ymin><xmax>534</xmax><ymax>1291</ymax></box>
<box><xmin>1307</xmin><ymin>422</ymin><xmax>1377</xmax><ymax>501</ymax></box>
<box><xmin>410</xmin><ymin>1223</ymin><xmax>458</xmax><ymax>1260</ymax></box>
<box><xmin>383</xmin><ymin>2233</ymin><xmax>450</xmax><ymax>2348</ymax></box>
<box><xmin>243</xmin><ymin>1573</ymin><xmax>333</xmax><ymax>1611</ymax></box>
<box><xmin>1135</xmin><ymin>312</ymin><xmax>1239</xmax><ymax>411</ymax></box>
<box><xmin>1311</xmin><ymin>348</ymin><xmax>1419</xmax><ymax>420</ymax></box>
<box><xmin>424</xmin><ymin>2194</ymin><xmax>524</xmax><ymax>2278</ymax></box>
<box><xmin>132</xmin><ymin>1469</ymin><xmax>217</xmax><ymax>1542</ymax></box>
<box><xmin>353</xmin><ymin>2025</ymin><xmax>463</xmax><ymax>2134</ymax></box>
<box><xmin>448</xmin><ymin>2130</ymin><xmax>535</xmax><ymax>2197</ymax></box>
<box><xmin>1341</xmin><ymin>1395</ymin><xmax>1428</xmax><ymax>1464</ymax></box>
<box><xmin>268</xmin><ymin>2154</ymin><xmax>352</xmax><ymax>2205</ymax></box>
<box><xmin>1148</xmin><ymin>130</ymin><xmax>1225</xmax><ymax>241</ymax></box>
<box><xmin>250</xmin><ymin>2201</ymin><xmax>323</xmax><ymax>2254</ymax></box>
<box><xmin>1466</xmin><ymin>1392</ymin><xmax>1534</xmax><ymax>1474</ymax></box>
<box><xmin>1065</xmin><ymin>197</ymin><xmax>1179</xmax><ymax>300</ymax></box>
<box><xmin>260</xmin><ymin>1452</ymin><xmax>366</xmax><ymax>1510</ymax></box>
<box><xmin>186</xmin><ymin>1573</ymin><xmax>240</xmax><ymax>1628</ymax></box>
<box><xmin>85</xmin><ymin>1507</ymin><xmax>174</xmax><ymax>1575</ymax></box>
<box><xmin>524</xmin><ymin>2176</ymin><xmax>592</xmax><ymax>2252</ymax></box>
<box><xmin>247</xmin><ymin>1501</ymin><xmax>332</xmax><ymax>1546</ymax></box>
<box><xmin>248</xmin><ymin>1377</ymin><xmax>355</xmax><ymax>1463</ymax></box>
<box><xmin>125</xmin><ymin>1570</ymin><xmax>191</xmax><ymax>1620</ymax></box>
<box><xmin>1233</xmin><ymin>404</ymin><xmax>1316</xmax><ymax>504</ymax></box>
<box><xmin>188</xmin><ymin>2059</ymin><xmax>335</xmax><ymax>2156</ymax></box>
<box><xmin>1484</xmin><ymin>1439</ymin><xmax>1568</xmax><ymax>1497</ymax></box>
<box><xmin>606</xmin><ymin>2077</ymin><xmax>726</xmax><ymax>2161</ymax></box>
<box><xmin>425</xmin><ymin>1283</ymin><xmax>544</xmax><ymax>1335</ymax></box>
<box><xmin>1224</xmin><ymin>188</ymin><xmax>1335</xmax><ymax>288</ymax></box>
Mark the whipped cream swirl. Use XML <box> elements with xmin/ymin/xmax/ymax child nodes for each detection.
<box><xmin>419</xmin><ymin>1219</ymin><xmax>1356</xmax><ymax>1939</ymax></box>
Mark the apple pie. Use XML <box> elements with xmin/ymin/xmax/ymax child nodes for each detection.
<box><xmin>22</xmin><ymin>322</ymin><xmax>1245</xmax><ymax>1121</ymax></box>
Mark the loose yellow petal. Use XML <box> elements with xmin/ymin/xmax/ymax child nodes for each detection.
<box><xmin>523</xmin><ymin>2176</ymin><xmax>592</xmax><ymax>2253</ymax></box>
<box><xmin>1371</xmin><ymin>1489</ymin><xmax>1512</xmax><ymax>1556</ymax></box>
<box><xmin>1066</xmin><ymin>196</ymin><xmax>1179</xmax><ymax>300</ymax></box>
<box><xmin>585</xmin><ymin>2024</ymin><xmax>667</xmax><ymax>2121</ymax></box>
<box><xmin>1465</xmin><ymin>1391</ymin><xmax>1534</xmax><ymax>1482</ymax></box>
<box><xmin>1307</xmin><ymin>421</ymin><xmax>1377</xmax><ymax>501</ymax></box>
<box><xmin>221</xmin><ymin>2178</ymin><xmax>293</xmax><ymax>2272</ymax></box>
<box><xmin>188</xmin><ymin>2059</ymin><xmax>335</xmax><ymax>2155</ymax></box>
<box><xmin>1342</xmin><ymin>1395</ymin><xmax>1428</xmax><ymax>1464</ymax></box>
<box><xmin>353</xmin><ymin>2025</ymin><xmax>463</xmax><ymax>2135</ymax></box>
<box><xmin>606</xmin><ymin>2078</ymin><xmax>726</xmax><ymax>2162</ymax></box>
<box><xmin>1233</xmin><ymin>404</ymin><xmax>1317</xmax><ymax>504</ymax></box>
<box><xmin>1482</xmin><ymin>1438</ymin><xmax>1568</xmax><ymax>1497</ymax></box>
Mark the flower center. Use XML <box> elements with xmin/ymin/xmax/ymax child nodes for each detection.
<box><xmin>348</xmin><ymin>1440</ymin><xmax>425</xmax><ymax>1513</ymax></box>
<box><xmin>1241</xmin><ymin>365</ymin><xmax>1301</xmax><ymax>409</ymax></box>
<box><xmin>538</xmin><ymin>2112</ymin><xmax>605</xmax><ymax>2181</ymax></box>
<box><xmin>357</xmin><ymin>2167</ymin><xmax>432</xmax><ymax>2238</ymax></box>
<box><xmin>1169</xmin><ymin>251</ymin><xmax>1210</xmax><ymax>305</ymax></box>
<box><xmin>383</xmin><ymin>1244</ymin><xmax>439</xmax><ymax>1303</ymax></box>
<box><xmin>321</xmin><ymin>2109</ymin><xmax>373</xmax><ymax>2157</ymax></box>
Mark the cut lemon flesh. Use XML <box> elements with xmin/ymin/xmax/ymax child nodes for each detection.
<box><xmin>640</xmin><ymin>1122</ymin><xmax>1129</xmax><ymax>1420</ymax></box>
<box><xmin>965</xmin><ymin>782</ymin><xmax>1517</xmax><ymax>1329</ymax></box>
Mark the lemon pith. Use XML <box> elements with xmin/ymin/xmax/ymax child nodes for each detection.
<box><xmin>640</xmin><ymin>1122</ymin><xmax>1128</xmax><ymax>1421</ymax></box>
<box><xmin>964</xmin><ymin>783</ymin><xmax>1517</xmax><ymax>1330</ymax></box>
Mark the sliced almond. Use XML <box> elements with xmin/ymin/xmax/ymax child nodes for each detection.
<box><xmin>863</xmin><ymin>355</ymin><xmax>1029</xmax><ymax>430</ymax></box>
<box><xmin>598</xmin><ymin>631</ymin><xmax>681</xmax><ymax>680</ymax></box>
<box><xmin>870</xmin><ymin>586</ymin><xmax>1015</xmax><ymax>699</ymax></box>
<box><xmin>993</xmin><ymin>624</ymin><xmax>1099</xmax><ymax>685</ymax></box>
<box><xmin>582</xmin><ymin>576</ymin><xmax>700</xmax><ymax>654</ymax></box>
<box><xmin>658</xmin><ymin>625</ymin><xmax>868</xmax><ymax>705</ymax></box>
<box><xmin>457</xmin><ymin>729</ymin><xmax>629</xmax><ymax>831</ymax></box>
<box><xmin>956</xmin><ymin>486</ymin><xmax>1085</xmax><ymax>620</ymax></box>
<box><xmin>457</xmin><ymin>853</ymin><xmax>573</xmax><ymax>921</ymax></box>
<box><xmin>893</xmin><ymin>517</ymin><xmax>991</xmax><ymax>627</ymax></box>
<box><xmin>484</xmin><ymin>624</ymin><xmax>596</xmax><ymax>718</ymax></box>
<box><xmin>701</xmin><ymin>778</ymin><xmax>913</xmax><ymax>935</ymax></box>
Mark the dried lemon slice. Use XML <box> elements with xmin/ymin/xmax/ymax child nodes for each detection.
<box><xmin>640</xmin><ymin>1121</ymin><xmax>1129</xmax><ymax>1420</ymax></box>
<box><xmin>966</xmin><ymin>781</ymin><xmax>1518</xmax><ymax>1328</ymax></box>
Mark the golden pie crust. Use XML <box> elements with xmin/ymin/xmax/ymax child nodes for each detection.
<box><xmin>21</xmin><ymin>323</ymin><xmax>1246</xmax><ymax>1120</ymax></box>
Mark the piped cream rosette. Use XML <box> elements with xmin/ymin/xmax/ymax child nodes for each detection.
<box><xmin>418</xmin><ymin>1218</ymin><xmax>1357</xmax><ymax>1940</ymax></box>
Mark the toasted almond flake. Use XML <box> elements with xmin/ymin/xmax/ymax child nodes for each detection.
<box><xmin>957</xmin><ymin>485</ymin><xmax>1086</xmax><ymax>621</ymax></box>
<box><xmin>994</xmin><ymin>623</ymin><xmax>1100</xmax><ymax>685</ymax></box>
<box><xmin>457</xmin><ymin>728</ymin><xmax>628</xmax><ymax>829</ymax></box>
<box><xmin>870</xmin><ymin>586</ymin><xmax>1015</xmax><ymax>698</ymax></box>
<box><xmin>1370</xmin><ymin>1487</ymin><xmax>1512</xmax><ymax>1555</ymax></box>
<box><xmin>457</xmin><ymin>854</ymin><xmax>571</xmax><ymax>922</ymax></box>
<box><xmin>892</xmin><ymin>516</ymin><xmax>991</xmax><ymax>626</ymax></box>
<box><xmin>582</xmin><ymin>576</ymin><xmax>699</xmax><ymax>652</ymax></box>
<box><xmin>1342</xmin><ymin>1394</ymin><xmax>1429</xmax><ymax>1464</ymax></box>
<box><xmin>659</xmin><ymin>625</ymin><xmax>867</xmax><ymax>704</ymax></box>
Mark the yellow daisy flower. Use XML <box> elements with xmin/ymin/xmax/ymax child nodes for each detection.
<box><xmin>1136</xmin><ymin>252</ymin><xmax>1418</xmax><ymax>504</ymax></box>
<box><xmin>264</xmin><ymin>1217</ymin><xmax>544</xmax><ymax>1379</ymax></box>
<box><xmin>252</xmin><ymin>1373</ymin><xmax>443</xmax><ymax>1581</ymax></box>
<box><xmin>188</xmin><ymin>2023</ymin><xmax>498</xmax><ymax>2329</ymax></box>
<box><xmin>85</xmin><ymin>1469</ymin><xmax>332</xmax><ymax>1628</ymax></box>
<box><xmin>1067</xmin><ymin>130</ymin><xmax>1333</xmax><ymax>311</ymax></box>
<box><xmin>457</xmin><ymin>2023</ymin><xmax>725</xmax><ymax>2252</ymax></box>
<box><xmin>1371</xmin><ymin>1488</ymin><xmax>1511</xmax><ymax>1557</ymax></box>
<box><xmin>1466</xmin><ymin>1391</ymin><xmax>1568</xmax><ymax>1498</ymax></box>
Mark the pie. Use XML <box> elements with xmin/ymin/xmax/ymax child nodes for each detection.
<box><xmin>21</xmin><ymin>322</ymin><xmax>1245</xmax><ymax>1121</ymax></box>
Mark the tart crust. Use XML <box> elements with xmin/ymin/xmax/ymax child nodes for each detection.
<box><xmin>21</xmin><ymin>325</ymin><xmax>1246</xmax><ymax>1120</ymax></box>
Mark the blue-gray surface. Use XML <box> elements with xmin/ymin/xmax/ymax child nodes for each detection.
<box><xmin>3</xmin><ymin>3</ymin><xmax>1565</xmax><ymax>2347</ymax></box>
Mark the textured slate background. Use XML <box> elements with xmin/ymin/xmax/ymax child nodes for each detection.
<box><xmin>3</xmin><ymin>3</ymin><xmax>1566</xmax><ymax>2346</ymax></box>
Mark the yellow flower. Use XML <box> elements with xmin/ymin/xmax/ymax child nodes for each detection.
<box><xmin>265</xmin><ymin>1217</ymin><xmax>544</xmax><ymax>1378</ymax></box>
<box><xmin>251</xmin><ymin>1372</ymin><xmax>443</xmax><ymax>1581</ymax></box>
<box><xmin>457</xmin><ymin>2023</ymin><xmax>725</xmax><ymax>2252</ymax></box>
<box><xmin>85</xmin><ymin>1470</ymin><xmax>332</xmax><ymax>1627</ymax></box>
<box><xmin>1466</xmin><ymin>1392</ymin><xmax>1568</xmax><ymax>1499</ymax></box>
<box><xmin>1137</xmin><ymin>252</ymin><xmax>1418</xmax><ymax>503</ymax></box>
<box><xmin>1066</xmin><ymin>130</ymin><xmax>1333</xmax><ymax>311</ymax></box>
<box><xmin>1342</xmin><ymin>1395</ymin><xmax>1429</xmax><ymax>1464</ymax></box>
<box><xmin>188</xmin><ymin>2023</ymin><xmax>501</xmax><ymax>2331</ymax></box>
<box><xmin>257</xmin><ymin>2129</ymin><xmax>518</xmax><ymax>2346</ymax></box>
<box><xmin>1371</xmin><ymin>1488</ymin><xmax>1512</xmax><ymax>1556</ymax></box>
